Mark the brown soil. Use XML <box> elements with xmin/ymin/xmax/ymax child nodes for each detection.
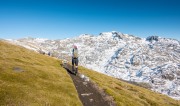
<box><xmin>63</xmin><ymin>63</ymin><xmax>115</xmax><ymax>106</ymax></box>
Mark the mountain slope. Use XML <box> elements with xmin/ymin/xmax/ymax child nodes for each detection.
<box><xmin>0</xmin><ymin>40</ymin><xmax>82</xmax><ymax>105</ymax></box>
<box><xmin>78</xmin><ymin>66</ymin><xmax>180</xmax><ymax>106</ymax></box>
<box><xmin>6</xmin><ymin>31</ymin><xmax>180</xmax><ymax>99</ymax></box>
<box><xmin>1</xmin><ymin>40</ymin><xmax>180</xmax><ymax>106</ymax></box>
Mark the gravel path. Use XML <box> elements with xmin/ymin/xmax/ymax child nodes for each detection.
<box><xmin>63</xmin><ymin>63</ymin><xmax>115</xmax><ymax>106</ymax></box>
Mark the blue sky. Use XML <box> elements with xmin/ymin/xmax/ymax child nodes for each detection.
<box><xmin>0</xmin><ymin>0</ymin><xmax>180</xmax><ymax>40</ymax></box>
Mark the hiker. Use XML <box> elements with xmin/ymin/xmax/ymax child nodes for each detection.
<box><xmin>48</xmin><ymin>51</ymin><xmax>51</xmax><ymax>56</ymax></box>
<box><xmin>72</xmin><ymin>45</ymin><xmax>78</xmax><ymax>75</ymax></box>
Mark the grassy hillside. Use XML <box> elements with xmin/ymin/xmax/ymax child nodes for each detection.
<box><xmin>0</xmin><ymin>41</ymin><xmax>82</xmax><ymax>106</ymax></box>
<box><xmin>78</xmin><ymin>67</ymin><xmax>180</xmax><ymax>106</ymax></box>
<box><xmin>1</xmin><ymin>40</ymin><xmax>180</xmax><ymax>106</ymax></box>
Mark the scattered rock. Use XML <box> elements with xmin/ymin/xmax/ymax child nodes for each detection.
<box><xmin>81</xmin><ymin>93</ymin><xmax>93</xmax><ymax>96</ymax></box>
<box><xmin>89</xmin><ymin>99</ymin><xmax>93</xmax><ymax>102</ymax></box>
<box><xmin>79</xmin><ymin>74</ymin><xmax>90</xmax><ymax>82</ymax></box>
<box><xmin>146</xmin><ymin>36</ymin><xmax>159</xmax><ymax>42</ymax></box>
<box><xmin>13</xmin><ymin>67</ymin><xmax>25</xmax><ymax>72</ymax></box>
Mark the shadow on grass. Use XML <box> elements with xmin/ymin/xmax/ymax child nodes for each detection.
<box><xmin>61</xmin><ymin>63</ymin><xmax>76</xmax><ymax>75</ymax></box>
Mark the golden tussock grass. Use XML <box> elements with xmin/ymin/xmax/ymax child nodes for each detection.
<box><xmin>78</xmin><ymin>66</ymin><xmax>180</xmax><ymax>106</ymax></box>
<box><xmin>0</xmin><ymin>40</ymin><xmax>82</xmax><ymax>106</ymax></box>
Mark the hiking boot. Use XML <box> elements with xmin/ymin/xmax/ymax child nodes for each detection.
<box><xmin>73</xmin><ymin>66</ymin><xmax>78</xmax><ymax>76</ymax></box>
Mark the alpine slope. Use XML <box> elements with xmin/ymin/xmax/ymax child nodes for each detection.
<box><xmin>7</xmin><ymin>31</ymin><xmax>180</xmax><ymax>100</ymax></box>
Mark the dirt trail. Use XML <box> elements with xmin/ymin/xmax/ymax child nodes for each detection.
<box><xmin>63</xmin><ymin>63</ymin><xmax>115</xmax><ymax>106</ymax></box>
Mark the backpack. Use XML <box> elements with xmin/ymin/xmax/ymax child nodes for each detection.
<box><xmin>73</xmin><ymin>49</ymin><xmax>78</xmax><ymax>58</ymax></box>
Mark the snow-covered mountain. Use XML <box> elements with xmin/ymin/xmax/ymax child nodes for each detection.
<box><xmin>7</xmin><ymin>31</ymin><xmax>180</xmax><ymax>100</ymax></box>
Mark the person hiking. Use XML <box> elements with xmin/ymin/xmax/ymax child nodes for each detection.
<box><xmin>72</xmin><ymin>45</ymin><xmax>78</xmax><ymax>75</ymax></box>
